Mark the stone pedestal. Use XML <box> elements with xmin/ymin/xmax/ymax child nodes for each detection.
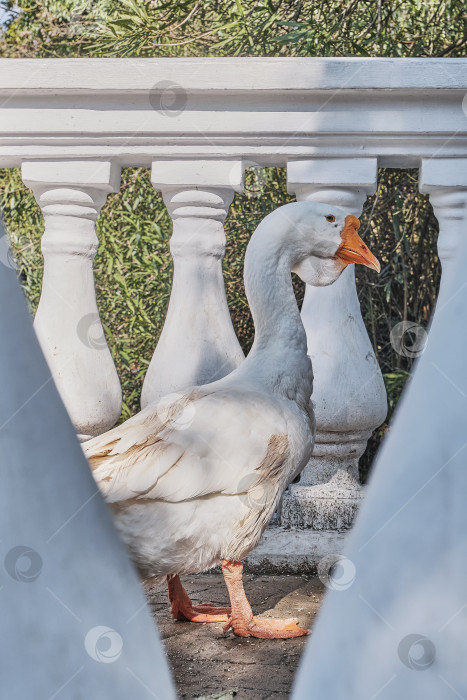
<box><xmin>243</xmin><ymin>526</ymin><xmax>347</xmax><ymax>574</ymax></box>
<box><xmin>282</xmin><ymin>471</ymin><xmax>365</xmax><ymax>531</ymax></box>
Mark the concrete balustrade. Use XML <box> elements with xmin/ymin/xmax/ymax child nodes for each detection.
<box><xmin>1</xmin><ymin>58</ymin><xmax>467</xmax><ymax>575</ymax></box>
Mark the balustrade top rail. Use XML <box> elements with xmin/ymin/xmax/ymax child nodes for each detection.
<box><xmin>1</xmin><ymin>58</ymin><xmax>467</xmax><ymax>167</ymax></box>
<box><xmin>2</xmin><ymin>57</ymin><xmax>467</xmax><ymax>91</ymax></box>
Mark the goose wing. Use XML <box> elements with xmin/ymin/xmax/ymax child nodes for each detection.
<box><xmin>83</xmin><ymin>388</ymin><xmax>293</xmax><ymax>506</ymax></box>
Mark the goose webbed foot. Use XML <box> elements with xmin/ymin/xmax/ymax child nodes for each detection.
<box><xmin>223</xmin><ymin>615</ymin><xmax>309</xmax><ymax>638</ymax></box>
<box><xmin>221</xmin><ymin>559</ymin><xmax>309</xmax><ymax>639</ymax></box>
<box><xmin>167</xmin><ymin>574</ymin><xmax>231</xmax><ymax>623</ymax></box>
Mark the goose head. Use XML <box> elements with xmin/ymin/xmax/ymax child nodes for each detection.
<box><xmin>276</xmin><ymin>201</ymin><xmax>380</xmax><ymax>287</ymax></box>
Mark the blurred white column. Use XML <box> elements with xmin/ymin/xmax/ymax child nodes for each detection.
<box><xmin>293</xmin><ymin>180</ymin><xmax>467</xmax><ymax>700</ymax></box>
<box><xmin>0</xmin><ymin>216</ymin><xmax>175</xmax><ymax>700</ymax></box>
<box><xmin>142</xmin><ymin>159</ymin><xmax>244</xmax><ymax>406</ymax></box>
<box><xmin>283</xmin><ymin>158</ymin><xmax>387</xmax><ymax>530</ymax></box>
<box><xmin>22</xmin><ymin>160</ymin><xmax>122</xmax><ymax>440</ymax></box>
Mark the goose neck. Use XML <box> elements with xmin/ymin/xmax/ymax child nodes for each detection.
<box><xmin>242</xmin><ymin>228</ymin><xmax>312</xmax><ymax>404</ymax></box>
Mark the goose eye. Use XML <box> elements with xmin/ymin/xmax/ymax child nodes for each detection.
<box><xmin>325</xmin><ymin>215</ymin><xmax>336</xmax><ymax>223</ymax></box>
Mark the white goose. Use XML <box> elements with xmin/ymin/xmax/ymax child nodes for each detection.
<box><xmin>83</xmin><ymin>201</ymin><xmax>379</xmax><ymax>639</ymax></box>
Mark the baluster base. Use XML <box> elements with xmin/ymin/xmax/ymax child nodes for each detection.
<box><xmin>280</xmin><ymin>429</ymin><xmax>369</xmax><ymax>530</ymax></box>
<box><xmin>243</xmin><ymin>526</ymin><xmax>347</xmax><ymax>574</ymax></box>
<box><xmin>281</xmin><ymin>470</ymin><xmax>364</xmax><ymax>530</ymax></box>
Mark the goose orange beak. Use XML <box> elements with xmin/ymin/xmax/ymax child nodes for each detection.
<box><xmin>335</xmin><ymin>214</ymin><xmax>380</xmax><ymax>272</ymax></box>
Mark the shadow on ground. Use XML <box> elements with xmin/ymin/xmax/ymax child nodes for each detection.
<box><xmin>145</xmin><ymin>574</ymin><xmax>325</xmax><ymax>700</ymax></box>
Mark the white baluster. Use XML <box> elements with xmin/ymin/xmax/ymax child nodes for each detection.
<box><xmin>21</xmin><ymin>160</ymin><xmax>122</xmax><ymax>440</ymax></box>
<box><xmin>293</xmin><ymin>185</ymin><xmax>467</xmax><ymax>700</ymax></box>
<box><xmin>0</xmin><ymin>216</ymin><xmax>175</xmax><ymax>699</ymax></box>
<box><xmin>141</xmin><ymin>160</ymin><xmax>244</xmax><ymax>407</ymax></box>
<box><xmin>283</xmin><ymin>158</ymin><xmax>387</xmax><ymax>530</ymax></box>
<box><xmin>420</xmin><ymin>158</ymin><xmax>467</xmax><ymax>310</ymax></box>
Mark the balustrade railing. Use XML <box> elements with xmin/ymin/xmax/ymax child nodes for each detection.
<box><xmin>1</xmin><ymin>57</ymin><xmax>467</xmax><ymax>574</ymax></box>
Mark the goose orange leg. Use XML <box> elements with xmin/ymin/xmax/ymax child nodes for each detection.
<box><xmin>167</xmin><ymin>574</ymin><xmax>231</xmax><ymax>623</ymax></box>
<box><xmin>221</xmin><ymin>560</ymin><xmax>309</xmax><ymax>639</ymax></box>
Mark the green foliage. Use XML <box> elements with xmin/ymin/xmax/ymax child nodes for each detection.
<box><xmin>0</xmin><ymin>167</ymin><xmax>44</xmax><ymax>310</ymax></box>
<box><xmin>0</xmin><ymin>0</ymin><xmax>118</xmax><ymax>56</ymax></box>
<box><xmin>0</xmin><ymin>0</ymin><xmax>461</xmax><ymax>478</ymax></box>
<box><xmin>383</xmin><ymin>370</ymin><xmax>411</xmax><ymax>416</ymax></box>
<box><xmin>86</xmin><ymin>0</ymin><xmax>467</xmax><ymax>59</ymax></box>
<box><xmin>2</xmin><ymin>0</ymin><xmax>465</xmax><ymax>58</ymax></box>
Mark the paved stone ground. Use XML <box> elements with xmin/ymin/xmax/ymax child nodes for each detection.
<box><xmin>144</xmin><ymin>574</ymin><xmax>325</xmax><ymax>699</ymax></box>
